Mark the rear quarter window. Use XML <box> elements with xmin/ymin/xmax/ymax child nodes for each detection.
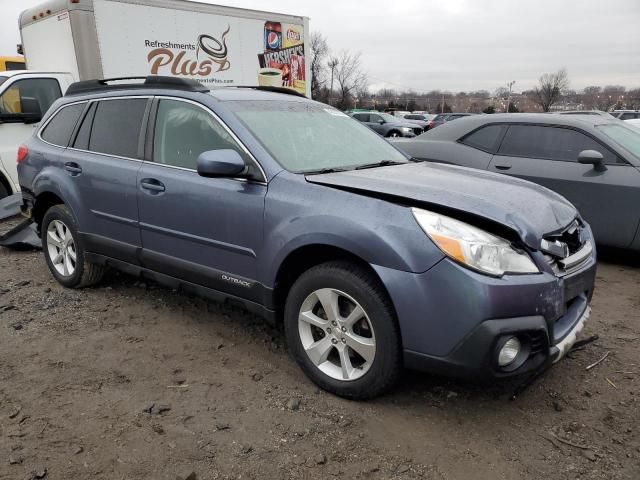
<box><xmin>40</xmin><ymin>103</ymin><xmax>85</xmax><ymax>147</ymax></box>
<box><xmin>460</xmin><ymin>124</ymin><xmax>505</xmax><ymax>152</ymax></box>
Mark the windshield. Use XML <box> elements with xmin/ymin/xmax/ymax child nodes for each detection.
<box><xmin>598</xmin><ymin>123</ymin><xmax>640</xmax><ymax>159</ymax></box>
<box><xmin>228</xmin><ymin>100</ymin><xmax>408</xmax><ymax>173</ymax></box>
<box><xmin>379</xmin><ymin>112</ymin><xmax>399</xmax><ymax>123</ymax></box>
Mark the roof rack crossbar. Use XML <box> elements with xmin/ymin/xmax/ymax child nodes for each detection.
<box><xmin>65</xmin><ymin>76</ymin><xmax>209</xmax><ymax>96</ymax></box>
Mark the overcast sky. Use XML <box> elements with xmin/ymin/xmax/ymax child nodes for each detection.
<box><xmin>2</xmin><ymin>0</ymin><xmax>638</xmax><ymax>93</ymax></box>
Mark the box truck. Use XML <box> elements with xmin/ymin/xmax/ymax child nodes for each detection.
<box><xmin>0</xmin><ymin>0</ymin><xmax>310</xmax><ymax>200</ymax></box>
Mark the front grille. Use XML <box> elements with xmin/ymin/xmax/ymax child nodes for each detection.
<box><xmin>542</xmin><ymin>220</ymin><xmax>591</xmax><ymax>276</ymax></box>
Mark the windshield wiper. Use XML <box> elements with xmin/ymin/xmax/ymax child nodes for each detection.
<box><xmin>304</xmin><ymin>167</ymin><xmax>350</xmax><ymax>175</ymax></box>
<box><xmin>409</xmin><ymin>157</ymin><xmax>426</xmax><ymax>162</ymax></box>
<box><xmin>354</xmin><ymin>160</ymin><xmax>406</xmax><ymax>170</ymax></box>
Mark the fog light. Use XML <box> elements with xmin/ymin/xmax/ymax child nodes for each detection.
<box><xmin>498</xmin><ymin>337</ymin><xmax>521</xmax><ymax>366</ymax></box>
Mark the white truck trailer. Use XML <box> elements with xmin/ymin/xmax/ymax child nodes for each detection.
<box><xmin>0</xmin><ymin>0</ymin><xmax>309</xmax><ymax>199</ymax></box>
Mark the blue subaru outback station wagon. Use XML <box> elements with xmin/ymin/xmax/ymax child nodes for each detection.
<box><xmin>18</xmin><ymin>76</ymin><xmax>596</xmax><ymax>399</ymax></box>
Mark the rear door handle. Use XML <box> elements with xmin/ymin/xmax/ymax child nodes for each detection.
<box><xmin>64</xmin><ymin>162</ymin><xmax>82</xmax><ymax>175</ymax></box>
<box><xmin>140</xmin><ymin>178</ymin><xmax>165</xmax><ymax>193</ymax></box>
<box><xmin>493</xmin><ymin>159</ymin><xmax>512</xmax><ymax>170</ymax></box>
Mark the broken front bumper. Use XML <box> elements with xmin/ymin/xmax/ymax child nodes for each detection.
<box><xmin>0</xmin><ymin>193</ymin><xmax>39</xmax><ymax>249</ymax></box>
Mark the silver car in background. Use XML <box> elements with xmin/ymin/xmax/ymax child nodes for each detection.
<box><xmin>393</xmin><ymin>113</ymin><xmax>640</xmax><ymax>251</ymax></box>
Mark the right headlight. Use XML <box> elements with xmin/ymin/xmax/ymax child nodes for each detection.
<box><xmin>412</xmin><ymin>208</ymin><xmax>539</xmax><ymax>276</ymax></box>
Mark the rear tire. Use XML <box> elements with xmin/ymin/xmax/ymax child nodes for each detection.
<box><xmin>284</xmin><ymin>261</ymin><xmax>402</xmax><ymax>400</ymax></box>
<box><xmin>42</xmin><ymin>204</ymin><xmax>105</xmax><ymax>288</ymax></box>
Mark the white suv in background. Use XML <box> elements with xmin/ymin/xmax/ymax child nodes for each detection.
<box><xmin>0</xmin><ymin>70</ymin><xmax>73</xmax><ymax>198</ymax></box>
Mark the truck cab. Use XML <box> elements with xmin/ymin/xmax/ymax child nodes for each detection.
<box><xmin>0</xmin><ymin>70</ymin><xmax>73</xmax><ymax>198</ymax></box>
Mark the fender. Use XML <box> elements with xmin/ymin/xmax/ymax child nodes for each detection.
<box><xmin>262</xmin><ymin>173</ymin><xmax>445</xmax><ymax>287</ymax></box>
<box><xmin>32</xmin><ymin>165</ymin><xmax>84</xmax><ymax>223</ymax></box>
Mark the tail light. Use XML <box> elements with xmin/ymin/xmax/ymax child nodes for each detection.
<box><xmin>426</xmin><ymin>121</ymin><xmax>433</xmax><ymax>130</ymax></box>
<box><xmin>17</xmin><ymin>145</ymin><xmax>28</xmax><ymax>164</ymax></box>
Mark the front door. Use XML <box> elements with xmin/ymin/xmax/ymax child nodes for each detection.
<box><xmin>489</xmin><ymin>124</ymin><xmax>640</xmax><ymax>248</ymax></box>
<box><xmin>137</xmin><ymin>98</ymin><xmax>267</xmax><ymax>302</ymax></box>
<box><xmin>0</xmin><ymin>77</ymin><xmax>63</xmax><ymax>194</ymax></box>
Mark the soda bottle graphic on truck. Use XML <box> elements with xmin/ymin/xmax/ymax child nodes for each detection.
<box><xmin>257</xmin><ymin>20</ymin><xmax>306</xmax><ymax>94</ymax></box>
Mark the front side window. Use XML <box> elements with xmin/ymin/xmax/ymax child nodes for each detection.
<box><xmin>88</xmin><ymin>98</ymin><xmax>147</xmax><ymax>158</ymax></box>
<box><xmin>353</xmin><ymin>113</ymin><xmax>369</xmax><ymax>122</ymax></box>
<box><xmin>498</xmin><ymin>125</ymin><xmax>618</xmax><ymax>163</ymax></box>
<box><xmin>152</xmin><ymin>99</ymin><xmax>247</xmax><ymax>170</ymax></box>
<box><xmin>0</xmin><ymin>78</ymin><xmax>61</xmax><ymax>116</ymax></box>
<box><xmin>228</xmin><ymin>100</ymin><xmax>408</xmax><ymax>172</ymax></box>
<box><xmin>40</xmin><ymin>103</ymin><xmax>85</xmax><ymax>147</ymax></box>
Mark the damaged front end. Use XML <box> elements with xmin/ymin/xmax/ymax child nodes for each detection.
<box><xmin>0</xmin><ymin>193</ymin><xmax>40</xmax><ymax>249</ymax></box>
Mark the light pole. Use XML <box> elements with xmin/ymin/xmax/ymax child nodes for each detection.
<box><xmin>506</xmin><ymin>80</ymin><xmax>515</xmax><ymax>113</ymax></box>
<box><xmin>328</xmin><ymin>58</ymin><xmax>339</xmax><ymax>106</ymax></box>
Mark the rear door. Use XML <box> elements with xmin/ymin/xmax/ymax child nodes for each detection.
<box><xmin>64</xmin><ymin>96</ymin><xmax>149</xmax><ymax>263</ymax></box>
<box><xmin>137</xmin><ymin>97</ymin><xmax>267</xmax><ymax>302</ymax></box>
<box><xmin>488</xmin><ymin>124</ymin><xmax>640</xmax><ymax>248</ymax></box>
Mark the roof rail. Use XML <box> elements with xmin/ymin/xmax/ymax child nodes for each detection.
<box><xmin>228</xmin><ymin>85</ymin><xmax>307</xmax><ymax>98</ymax></box>
<box><xmin>65</xmin><ymin>76</ymin><xmax>209</xmax><ymax>96</ymax></box>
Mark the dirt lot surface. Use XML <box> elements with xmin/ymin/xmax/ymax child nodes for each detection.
<box><xmin>0</xmin><ymin>247</ymin><xmax>638</xmax><ymax>480</ymax></box>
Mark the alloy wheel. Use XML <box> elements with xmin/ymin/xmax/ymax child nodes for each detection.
<box><xmin>46</xmin><ymin>219</ymin><xmax>76</xmax><ymax>277</ymax></box>
<box><xmin>298</xmin><ymin>288</ymin><xmax>376</xmax><ymax>381</ymax></box>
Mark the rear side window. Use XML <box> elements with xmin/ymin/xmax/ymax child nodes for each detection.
<box><xmin>460</xmin><ymin>124</ymin><xmax>505</xmax><ymax>152</ymax></box>
<box><xmin>6</xmin><ymin>61</ymin><xmax>25</xmax><ymax>71</ymax></box>
<box><xmin>353</xmin><ymin>113</ymin><xmax>369</xmax><ymax>122</ymax></box>
<box><xmin>498</xmin><ymin>125</ymin><xmax>619</xmax><ymax>163</ymax></box>
<box><xmin>88</xmin><ymin>99</ymin><xmax>147</xmax><ymax>158</ymax></box>
<box><xmin>152</xmin><ymin>99</ymin><xmax>247</xmax><ymax>170</ymax></box>
<box><xmin>620</xmin><ymin>112</ymin><xmax>638</xmax><ymax>120</ymax></box>
<box><xmin>40</xmin><ymin>103</ymin><xmax>84</xmax><ymax>147</ymax></box>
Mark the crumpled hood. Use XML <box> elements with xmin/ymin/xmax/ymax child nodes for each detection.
<box><xmin>305</xmin><ymin>162</ymin><xmax>578</xmax><ymax>250</ymax></box>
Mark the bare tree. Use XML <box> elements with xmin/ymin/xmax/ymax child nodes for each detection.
<box><xmin>334</xmin><ymin>50</ymin><xmax>367</xmax><ymax>110</ymax></box>
<box><xmin>309</xmin><ymin>32</ymin><xmax>329</xmax><ymax>101</ymax></box>
<box><xmin>532</xmin><ymin>68</ymin><xmax>569</xmax><ymax>112</ymax></box>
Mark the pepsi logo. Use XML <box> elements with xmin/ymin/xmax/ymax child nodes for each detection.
<box><xmin>267</xmin><ymin>31</ymin><xmax>280</xmax><ymax>48</ymax></box>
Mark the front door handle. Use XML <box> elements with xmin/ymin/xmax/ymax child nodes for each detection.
<box><xmin>493</xmin><ymin>159</ymin><xmax>512</xmax><ymax>170</ymax></box>
<box><xmin>140</xmin><ymin>178</ymin><xmax>165</xmax><ymax>193</ymax></box>
<box><xmin>64</xmin><ymin>162</ymin><xmax>82</xmax><ymax>175</ymax></box>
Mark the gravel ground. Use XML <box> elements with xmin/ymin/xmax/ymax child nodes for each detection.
<box><xmin>0</xmin><ymin>247</ymin><xmax>638</xmax><ymax>480</ymax></box>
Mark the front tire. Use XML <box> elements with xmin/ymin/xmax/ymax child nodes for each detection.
<box><xmin>284</xmin><ymin>261</ymin><xmax>402</xmax><ymax>399</ymax></box>
<box><xmin>386</xmin><ymin>130</ymin><xmax>401</xmax><ymax>138</ymax></box>
<box><xmin>42</xmin><ymin>204</ymin><xmax>105</xmax><ymax>288</ymax></box>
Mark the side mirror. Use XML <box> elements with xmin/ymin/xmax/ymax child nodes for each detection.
<box><xmin>378</xmin><ymin>119</ymin><xmax>385</xmax><ymax>125</ymax></box>
<box><xmin>197</xmin><ymin>149</ymin><xmax>247</xmax><ymax>178</ymax></box>
<box><xmin>21</xmin><ymin>97</ymin><xmax>42</xmax><ymax>124</ymax></box>
<box><xmin>578</xmin><ymin>149</ymin><xmax>606</xmax><ymax>171</ymax></box>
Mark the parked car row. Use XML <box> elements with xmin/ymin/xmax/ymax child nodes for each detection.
<box><xmin>16</xmin><ymin>76</ymin><xmax>597</xmax><ymax>399</ymax></box>
<box><xmin>392</xmin><ymin>113</ymin><xmax>640</xmax><ymax>251</ymax></box>
<box><xmin>350</xmin><ymin>111</ymin><xmax>423</xmax><ymax>137</ymax></box>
